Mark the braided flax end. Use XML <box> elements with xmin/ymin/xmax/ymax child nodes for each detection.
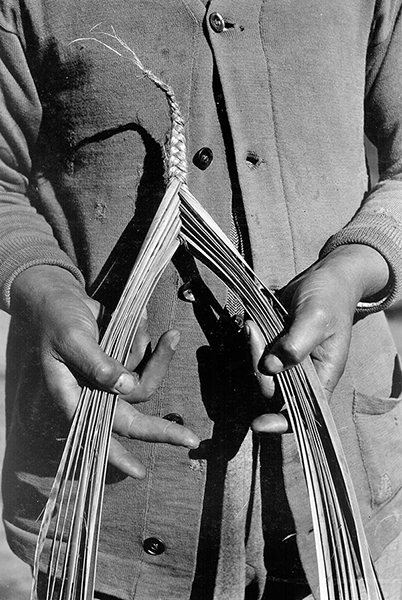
<box><xmin>71</xmin><ymin>26</ymin><xmax>188</xmax><ymax>185</ymax></box>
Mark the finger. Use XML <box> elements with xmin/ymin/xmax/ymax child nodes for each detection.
<box><xmin>123</xmin><ymin>329</ymin><xmax>180</xmax><ymax>403</ymax></box>
<box><xmin>84</xmin><ymin>297</ymin><xmax>104</xmax><ymax>322</ymax></box>
<box><xmin>42</xmin><ymin>355</ymin><xmax>83</xmax><ymax>419</ymax></box>
<box><xmin>109</xmin><ymin>398</ymin><xmax>199</xmax><ymax>478</ymax></box>
<box><xmin>261</xmin><ymin>302</ymin><xmax>331</xmax><ymax>375</ymax></box>
<box><xmin>244</xmin><ymin>321</ymin><xmax>275</xmax><ymax>399</ymax></box>
<box><xmin>50</xmin><ymin>327</ymin><xmax>139</xmax><ymax>396</ymax></box>
<box><xmin>310</xmin><ymin>335</ymin><xmax>350</xmax><ymax>397</ymax></box>
<box><xmin>113</xmin><ymin>399</ymin><xmax>200</xmax><ymax>448</ymax></box>
<box><xmin>251</xmin><ymin>412</ymin><xmax>290</xmax><ymax>434</ymax></box>
<box><xmin>108</xmin><ymin>438</ymin><xmax>147</xmax><ymax>479</ymax></box>
<box><xmin>125</xmin><ymin>314</ymin><xmax>151</xmax><ymax>372</ymax></box>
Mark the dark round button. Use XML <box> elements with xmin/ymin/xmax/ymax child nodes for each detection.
<box><xmin>232</xmin><ymin>314</ymin><xmax>244</xmax><ymax>330</ymax></box>
<box><xmin>209</xmin><ymin>12</ymin><xmax>225</xmax><ymax>33</ymax></box>
<box><xmin>193</xmin><ymin>147</ymin><xmax>213</xmax><ymax>171</ymax></box>
<box><xmin>163</xmin><ymin>413</ymin><xmax>184</xmax><ymax>426</ymax></box>
<box><xmin>178</xmin><ymin>281</ymin><xmax>196</xmax><ymax>302</ymax></box>
<box><xmin>143</xmin><ymin>537</ymin><xmax>165</xmax><ymax>556</ymax></box>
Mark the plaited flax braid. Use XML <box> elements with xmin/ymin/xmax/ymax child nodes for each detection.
<box><xmin>73</xmin><ymin>25</ymin><xmax>188</xmax><ymax>185</ymax></box>
<box><xmin>78</xmin><ymin>26</ymin><xmax>244</xmax><ymax>317</ymax></box>
<box><xmin>134</xmin><ymin>59</ymin><xmax>188</xmax><ymax>185</ymax></box>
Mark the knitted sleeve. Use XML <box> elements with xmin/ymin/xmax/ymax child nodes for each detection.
<box><xmin>320</xmin><ymin>2</ymin><xmax>402</xmax><ymax>314</ymax></box>
<box><xmin>0</xmin><ymin>7</ymin><xmax>85</xmax><ymax>312</ymax></box>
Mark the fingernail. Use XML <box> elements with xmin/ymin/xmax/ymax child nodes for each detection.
<box><xmin>185</xmin><ymin>436</ymin><xmax>200</xmax><ymax>449</ymax></box>
<box><xmin>170</xmin><ymin>331</ymin><xmax>180</xmax><ymax>350</ymax></box>
<box><xmin>244</xmin><ymin>324</ymin><xmax>251</xmax><ymax>339</ymax></box>
<box><xmin>265</xmin><ymin>354</ymin><xmax>284</xmax><ymax>374</ymax></box>
<box><xmin>114</xmin><ymin>373</ymin><xmax>135</xmax><ymax>394</ymax></box>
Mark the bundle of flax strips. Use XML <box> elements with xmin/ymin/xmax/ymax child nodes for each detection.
<box><xmin>31</xmin><ymin>29</ymin><xmax>384</xmax><ymax>600</ymax></box>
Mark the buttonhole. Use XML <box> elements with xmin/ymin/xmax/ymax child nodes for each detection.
<box><xmin>246</xmin><ymin>152</ymin><xmax>262</xmax><ymax>169</ymax></box>
<box><xmin>224</xmin><ymin>22</ymin><xmax>244</xmax><ymax>32</ymax></box>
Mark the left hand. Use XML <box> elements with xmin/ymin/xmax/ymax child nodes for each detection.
<box><xmin>246</xmin><ymin>244</ymin><xmax>390</xmax><ymax>434</ymax></box>
<box><xmin>10</xmin><ymin>265</ymin><xmax>199</xmax><ymax>479</ymax></box>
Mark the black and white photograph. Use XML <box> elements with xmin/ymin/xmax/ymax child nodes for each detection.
<box><xmin>1</xmin><ymin>2</ymin><xmax>402</xmax><ymax>599</ymax></box>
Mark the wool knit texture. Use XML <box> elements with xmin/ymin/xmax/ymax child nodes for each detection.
<box><xmin>1</xmin><ymin>1</ymin><xmax>402</xmax><ymax>599</ymax></box>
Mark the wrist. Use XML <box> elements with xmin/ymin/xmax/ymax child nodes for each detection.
<box><xmin>10</xmin><ymin>265</ymin><xmax>86</xmax><ymax>317</ymax></box>
<box><xmin>319</xmin><ymin>244</ymin><xmax>390</xmax><ymax>305</ymax></box>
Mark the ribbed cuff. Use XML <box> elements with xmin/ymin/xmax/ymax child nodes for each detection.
<box><xmin>0</xmin><ymin>240</ymin><xmax>85</xmax><ymax>311</ymax></box>
<box><xmin>319</xmin><ymin>211</ymin><xmax>402</xmax><ymax>314</ymax></box>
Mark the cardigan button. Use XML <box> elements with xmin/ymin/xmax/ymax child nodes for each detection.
<box><xmin>193</xmin><ymin>147</ymin><xmax>213</xmax><ymax>170</ymax></box>
<box><xmin>209</xmin><ymin>12</ymin><xmax>225</xmax><ymax>33</ymax></box>
<box><xmin>232</xmin><ymin>314</ymin><xmax>244</xmax><ymax>330</ymax></box>
<box><xmin>163</xmin><ymin>413</ymin><xmax>184</xmax><ymax>426</ymax></box>
<box><xmin>178</xmin><ymin>281</ymin><xmax>196</xmax><ymax>302</ymax></box>
<box><xmin>143</xmin><ymin>537</ymin><xmax>165</xmax><ymax>556</ymax></box>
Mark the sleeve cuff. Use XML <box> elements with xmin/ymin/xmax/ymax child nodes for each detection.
<box><xmin>319</xmin><ymin>211</ymin><xmax>402</xmax><ymax>314</ymax></box>
<box><xmin>0</xmin><ymin>242</ymin><xmax>85</xmax><ymax>311</ymax></box>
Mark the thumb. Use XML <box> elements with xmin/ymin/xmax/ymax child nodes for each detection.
<box><xmin>244</xmin><ymin>321</ymin><xmax>275</xmax><ymax>399</ymax></box>
<box><xmin>48</xmin><ymin>327</ymin><xmax>138</xmax><ymax>397</ymax></box>
<box><xmin>261</xmin><ymin>302</ymin><xmax>330</xmax><ymax>375</ymax></box>
<box><xmin>251</xmin><ymin>412</ymin><xmax>290</xmax><ymax>434</ymax></box>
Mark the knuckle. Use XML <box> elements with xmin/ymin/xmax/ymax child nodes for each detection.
<box><xmin>125</xmin><ymin>411</ymin><xmax>144</xmax><ymax>436</ymax></box>
<box><xmin>281</xmin><ymin>339</ymin><xmax>306</xmax><ymax>365</ymax></box>
<box><xmin>112</xmin><ymin>446</ymin><xmax>130</xmax><ymax>464</ymax></box>
<box><xmin>312</xmin><ymin>305</ymin><xmax>331</xmax><ymax>328</ymax></box>
<box><xmin>142</xmin><ymin>330</ymin><xmax>152</xmax><ymax>347</ymax></box>
<box><xmin>63</xmin><ymin>327</ymin><xmax>86</xmax><ymax>349</ymax></box>
<box><xmin>139</xmin><ymin>384</ymin><xmax>157</xmax><ymax>401</ymax></box>
<box><xmin>124</xmin><ymin>379</ymin><xmax>154</xmax><ymax>404</ymax></box>
<box><xmin>91</xmin><ymin>359</ymin><xmax>116</xmax><ymax>386</ymax></box>
<box><xmin>162</xmin><ymin>421</ymin><xmax>175</xmax><ymax>437</ymax></box>
<box><xmin>45</xmin><ymin>328</ymin><xmax>84</xmax><ymax>363</ymax></box>
<box><xmin>134</xmin><ymin>331</ymin><xmax>151</xmax><ymax>353</ymax></box>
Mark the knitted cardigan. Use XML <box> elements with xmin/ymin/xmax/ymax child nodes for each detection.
<box><xmin>1</xmin><ymin>1</ymin><xmax>402</xmax><ymax>598</ymax></box>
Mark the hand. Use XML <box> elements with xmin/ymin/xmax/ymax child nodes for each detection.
<box><xmin>10</xmin><ymin>265</ymin><xmax>199</xmax><ymax>478</ymax></box>
<box><xmin>246</xmin><ymin>244</ymin><xmax>390</xmax><ymax>434</ymax></box>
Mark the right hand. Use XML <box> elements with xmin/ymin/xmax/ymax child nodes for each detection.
<box><xmin>10</xmin><ymin>265</ymin><xmax>199</xmax><ymax>479</ymax></box>
<box><xmin>245</xmin><ymin>244</ymin><xmax>390</xmax><ymax>436</ymax></box>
